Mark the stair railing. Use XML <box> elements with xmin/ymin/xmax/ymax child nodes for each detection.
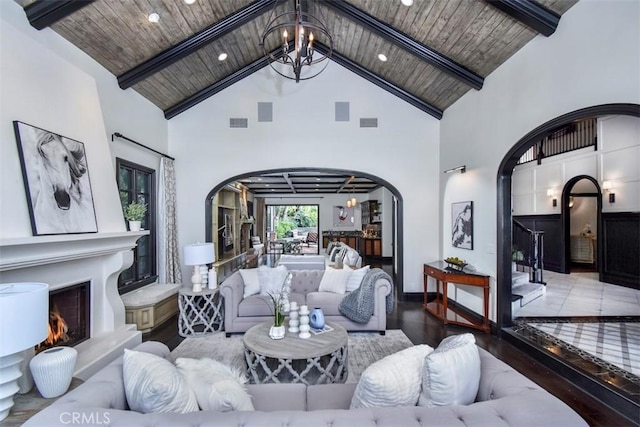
<box><xmin>513</xmin><ymin>220</ymin><xmax>546</xmax><ymax>285</ymax></box>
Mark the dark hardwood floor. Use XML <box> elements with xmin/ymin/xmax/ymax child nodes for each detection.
<box><xmin>145</xmin><ymin>259</ymin><xmax>635</xmax><ymax>427</ymax></box>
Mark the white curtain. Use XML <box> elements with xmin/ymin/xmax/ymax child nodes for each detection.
<box><xmin>158</xmin><ymin>157</ymin><xmax>181</xmax><ymax>284</ymax></box>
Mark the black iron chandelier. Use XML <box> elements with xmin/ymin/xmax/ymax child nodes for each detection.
<box><xmin>261</xmin><ymin>0</ymin><xmax>333</xmax><ymax>82</ymax></box>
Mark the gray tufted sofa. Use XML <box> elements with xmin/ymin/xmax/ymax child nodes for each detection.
<box><xmin>220</xmin><ymin>269</ymin><xmax>391</xmax><ymax>336</ymax></box>
<box><xmin>23</xmin><ymin>341</ymin><xmax>588</xmax><ymax>426</ymax></box>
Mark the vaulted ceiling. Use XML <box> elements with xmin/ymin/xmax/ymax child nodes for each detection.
<box><xmin>16</xmin><ymin>0</ymin><xmax>578</xmax><ymax>121</ymax></box>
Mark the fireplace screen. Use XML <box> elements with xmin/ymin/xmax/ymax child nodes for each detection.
<box><xmin>37</xmin><ymin>282</ymin><xmax>90</xmax><ymax>352</ymax></box>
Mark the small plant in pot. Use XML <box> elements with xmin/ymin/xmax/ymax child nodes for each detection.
<box><xmin>124</xmin><ymin>202</ymin><xmax>147</xmax><ymax>231</ymax></box>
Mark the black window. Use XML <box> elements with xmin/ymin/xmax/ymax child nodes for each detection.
<box><xmin>116</xmin><ymin>158</ymin><xmax>157</xmax><ymax>294</ymax></box>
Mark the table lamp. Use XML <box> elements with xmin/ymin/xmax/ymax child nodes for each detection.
<box><xmin>184</xmin><ymin>243</ymin><xmax>214</xmax><ymax>292</ymax></box>
<box><xmin>0</xmin><ymin>283</ymin><xmax>49</xmax><ymax>421</ymax></box>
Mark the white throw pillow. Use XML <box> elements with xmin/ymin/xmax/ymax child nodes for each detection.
<box><xmin>418</xmin><ymin>333</ymin><xmax>481</xmax><ymax>407</ymax></box>
<box><xmin>318</xmin><ymin>267</ymin><xmax>352</xmax><ymax>294</ymax></box>
<box><xmin>329</xmin><ymin>246</ymin><xmax>341</xmax><ymax>262</ymax></box>
<box><xmin>350</xmin><ymin>344</ymin><xmax>434</xmax><ymax>408</ymax></box>
<box><xmin>345</xmin><ymin>249</ymin><xmax>360</xmax><ymax>266</ymax></box>
<box><xmin>257</xmin><ymin>265</ymin><xmax>288</xmax><ymax>296</ymax></box>
<box><xmin>239</xmin><ymin>268</ymin><xmax>260</xmax><ymax>298</ymax></box>
<box><xmin>176</xmin><ymin>357</ymin><xmax>254</xmax><ymax>412</ymax></box>
<box><xmin>123</xmin><ymin>349</ymin><xmax>199</xmax><ymax>414</ymax></box>
<box><xmin>345</xmin><ymin>265</ymin><xmax>370</xmax><ymax>292</ymax></box>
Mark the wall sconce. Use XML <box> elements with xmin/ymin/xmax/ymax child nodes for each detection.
<box><xmin>443</xmin><ymin>165</ymin><xmax>466</xmax><ymax>174</ymax></box>
<box><xmin>547</xmin><ymin>188</ymin><xmax>558</xmax><ymax>207</ymax></box>
<box><xmin>602</xmin><ymin>181</ymin><xmax>615</xmax><ymax>203</ymax></box>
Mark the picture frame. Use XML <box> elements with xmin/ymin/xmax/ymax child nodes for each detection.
<box><xmin>451</xmin><ymin>201</ymin><xmax>473</xmax><ymax>250</ymax></box>
<box><xmin>13</xmin><ymin>121</ymin><xmax>98</xmax><ymax>235</ymax></box>
<box><xmin>333</xmin><ymin>205</ymin><xmax>354</xmax><ymax>227</ymax></box>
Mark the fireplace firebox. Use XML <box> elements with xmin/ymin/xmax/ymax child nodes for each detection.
<box><xmin>37</xmin><ymin>282</ymin><xmax>90</xmax><ymax>352</ymax></box>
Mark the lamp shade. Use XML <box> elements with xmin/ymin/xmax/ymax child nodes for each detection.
<box><xmin>184</xmin><ymin>243</ymin><xmax>214</xmax><ymax>266</ymax></box>
<box><xmin>0</xmin><ymin>283</ymin><xmax>49</xmax><ymax>356</ymax></box>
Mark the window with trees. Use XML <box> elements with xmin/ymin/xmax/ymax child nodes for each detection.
<box><xmin>116</xmin><ymin>158</ymin><xmax>157</xmax><ymax>294</ymax></box>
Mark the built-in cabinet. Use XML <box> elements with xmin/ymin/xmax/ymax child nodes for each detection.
<box><xmin>212</xmin><ymin>188</ymin><xmax>241</xmax><ymax>262</ymax></box>
<box><xmin>361</xmin><ymin>238</ymin><xmax>382</xmax><ymax>257</ymax></box>
<box><xmin>361</xmin><ymin>200</ymin><xmax>382</xmax><ymax>225</ymax></box>
<box><xmin>322</xmin><ymin>232</ymin><xmax>359</xmax><ymax>250</ymax></box>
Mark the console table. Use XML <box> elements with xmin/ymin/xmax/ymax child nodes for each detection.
<box><xmin>423</xmin><ymin>261</ymin><xmax>490</xmax><ymax>333</ymax></box>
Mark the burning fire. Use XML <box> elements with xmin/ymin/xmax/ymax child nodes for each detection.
<box><xmin>36</xmin><ymin>306</ymin><xmax>69</xmax><ymax>353</ymax></box>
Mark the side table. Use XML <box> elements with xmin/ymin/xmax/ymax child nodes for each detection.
<box><xmin>178</xmin><ymin>287</ymin><xmax>224</xmax><ymax>337</ymax></box>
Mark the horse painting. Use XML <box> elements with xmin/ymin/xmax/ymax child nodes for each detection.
<box><xmin>451</xmin><ymin>201</ymin><xmax>473</xmax><ymax>249</ymax></box>
<box><xmin>14</xmin><ymin>122</ymin><xmax>97</xmax><ymax>235</ymax></box>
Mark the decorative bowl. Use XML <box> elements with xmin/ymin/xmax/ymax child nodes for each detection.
<box><xmin>444</xmin><ymin>258</ymin><xmax>467</xmax><ymax>271</ymax></box>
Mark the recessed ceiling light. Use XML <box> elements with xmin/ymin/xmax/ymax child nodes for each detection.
<box><xmin>148</xmin><ymin>13</ymin><xmax>160</xmax><ymax>23</ymax></box>
<box><xmin>378</xmin><ymin>53</ymin><xmax>388</xmax><ymax>62</ymax></box>
<box><xmin>184</xmin><ymin>0</ymin><xmax>196</xmax><ymax>4</ymax></box>
<box><xmin>401</xmin><ymin>0</ymin><xmax>413</xmax><ymax>6</ymax></box>
<box><xmin>218</xmin><ymin>53</ymin><xmax>228</xmax><ymax>61</ymax></box>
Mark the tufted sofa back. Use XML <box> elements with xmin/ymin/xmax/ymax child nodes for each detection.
<box><xmin>289</xmin><ymin>270</ymin><xmax>323</xmax><ymax>295</ymax></box>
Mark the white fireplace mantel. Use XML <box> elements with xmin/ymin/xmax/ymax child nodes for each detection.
<box><xmin>0</xmin><ymin>231</ymin><xmax>148</xmax><ymax>272</ymax></box>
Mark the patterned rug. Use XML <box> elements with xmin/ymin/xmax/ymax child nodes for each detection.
<box><xmin>170</xmin><ymin>329</ymin><xmax>414</xmax><ymax>384</ymax></box>
<box><xmin>517</xmin><ymin>318</ymin><xmax>640</xmax><ymax>383</ymax></box>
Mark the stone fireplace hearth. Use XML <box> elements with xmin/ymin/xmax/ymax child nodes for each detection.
<box><xmin>0</xmin><ymin>232</ymin><xmax>146</xmax><ymax>380</ymax></box>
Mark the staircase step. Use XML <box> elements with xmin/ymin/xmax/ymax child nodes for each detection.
<box><xmin>512</xmin><ymin>271</ymin><xmax>530</xmax><ymax>286</ymax></box>
<box><xmin>513</xmin><ymin>283</ymin><xmax>546</xmax><ymax>307</ymax></box>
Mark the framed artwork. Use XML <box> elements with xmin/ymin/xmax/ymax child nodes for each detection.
<box><xmin>451</xmin><ymin>201</ymin><xmax>473</xmax><ymax>250</ymax></box>
<box><xmin>13</xmin><ymin>121</ymin><xmax>98</xmax><ymax>235</ymax></box>
<box><xmin>333</xmin><ymin>205</ymin><xmax>354</xmax><ymax>227</ymax></box>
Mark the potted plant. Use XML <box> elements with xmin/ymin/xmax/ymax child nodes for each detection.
<box><xmin>124</xmin><ymin>202</ymin><xmax>147</xmax><ymax>231</ymax></box>
<box><xmin>267</xmin><ymin>280</ymin><xmax>290</xmax><ymax>340</ymax></box>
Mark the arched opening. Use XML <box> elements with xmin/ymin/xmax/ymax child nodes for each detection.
<box><xmin>204</xmin><ymin>167</ymin><xmax>405</xmax><ymax>294</ymax></box>
<box><xmin>497</xmin><ymin>103</ymin><xmax>640</xmax><ymax>330</ymax></box>
<box><xmin>561</xmin><ymin>175</ymin><xmax>602</xmax><ymax>276</ymax></box>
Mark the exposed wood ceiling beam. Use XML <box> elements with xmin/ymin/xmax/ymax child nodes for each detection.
<box><xmin>484</xmin><ymin>0</ymin><xmax>560</xmax><ymax>37</ymax></box>
<box><xmin>316</xmin><ymin>43</ymin><xmax>443</xmax><ymax>120</ymax></box>
<box><xmin>324</xmin><ymin>0</ymin><xmax>483</xmax><ymax>90</ymax></box>
<box><xmin>24</xmin><ymin>0</ymin><xmax>95</xmax><ymax>30</ymax></box>
<box><xmin>283</xmin><ymin>173</ymin><xmax>296</xmax><ymax>193</ymax></box>
<box><xmin>118</xmin><ymin>0</ymin><xmax>273</xmax><ymax>89</ymax></box>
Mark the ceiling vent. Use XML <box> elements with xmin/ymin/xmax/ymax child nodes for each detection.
<box><xmin>230</xmin><ymin>118</ymin><xmax>248</xmax><ymax>128</ymax></box>
<box><xmin>360</xmin><ymin>118</ymin><xmax>378</xmax><ymax>128</ymax></box>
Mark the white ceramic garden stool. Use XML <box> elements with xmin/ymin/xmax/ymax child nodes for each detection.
<box><xmin>30</xmin><ymin>347</ymin><xmax>77</xmax><ymax>398</ymax></box>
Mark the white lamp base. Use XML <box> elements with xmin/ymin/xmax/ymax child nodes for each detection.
<box><xmin>0</xmin><ymin>353</ymin><xmax>23</xmax><ymax>421</ymax></box>
<box><xmin>191</xmin><ymin>265</ymin><xmax>203</xmax><ymax>292</ymax></box>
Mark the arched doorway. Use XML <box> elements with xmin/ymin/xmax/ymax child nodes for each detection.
<box><xmin>204</xmin><ymin>167</ymin><xmax>405</xmax><ymax>294</ymax></box>
<box><xmin>561</xmin><ymin>175</ymin><xmax>602</xmax><ymax>275</ymax></box>
<box><xmin>496</xmin><ymin>103</ymin><xmax>640</xmax><ymax>330</ymax></box>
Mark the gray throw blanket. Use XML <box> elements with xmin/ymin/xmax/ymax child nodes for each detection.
<box><xmin>339</xmin><ymin>268</ymin><xmax>394</xmax><ymax>324</ymax></box>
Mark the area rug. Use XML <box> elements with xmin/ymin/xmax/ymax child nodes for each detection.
<box><xmin>170</xmin><ymin>329</ymin><xmax>414</xmax><ymax>384</ymax></box>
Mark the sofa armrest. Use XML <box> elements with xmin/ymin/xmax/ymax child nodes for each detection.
<box><xmin>220</xmin><ymin>271</ymin><xmax>245</xmax><ymax>330</ymax></box>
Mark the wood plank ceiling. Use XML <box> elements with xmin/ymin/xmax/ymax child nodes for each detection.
<box><xmin>17</xmin><ymin>0</ymin><xmax>579</xmax><ymax>121</ymax></box>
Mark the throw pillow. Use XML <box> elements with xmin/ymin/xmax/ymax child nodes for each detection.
<box><xmin>325</xmin><ymin>241</ymin><xmax>337</xmax><ymax>255</ymax></box>
<box><xmin>176</xmin><ymin>357</ymin><xmax>254</xmax><ymax>412</ymax></box>
<box><xmin>329</xmin><ymin>246</ymin><xmax>341</xmax><ymax>262</ymax></box>
<box><xmin>350</xmin><ymin>344</ymin><xmax>434</xmax><ymax>408</ymax></box>
<box><xmin>122</xmin><ymin>349</ymin><xmax>199</xmax><ymax>414</ymax></box>
<box><xmin>418</xmin><ymin>333</ymin><xmax>481</xmax><ymax>407</ymax></box>
<box><xmin>345</xmin><ymin>265</ymin><xmax>370</xmax><ymax>292</ymax></box>
<box><xmin>239</xmin><ymin>268</ymin><xmax>260</xmax><ymax>298</ymax></box>
<box><xmin>318</xmin><ymin>267</ymin><xmax>352</xmax><ymax>294</ymax></box>
<box><xmin>258</xmin><ymin>265</ymin><xmax>289</xmax><ymax>296</ymax></box>
<box><xmin>345</xmin><ymin>249</ymin><xmax>360</xmax><ymax>266</ymax></box>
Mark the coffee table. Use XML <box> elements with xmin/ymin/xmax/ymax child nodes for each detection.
<box><xmin>243</xmin><ymin>321</ymin><xmax>348</xmax><ymax>385</ymax></box>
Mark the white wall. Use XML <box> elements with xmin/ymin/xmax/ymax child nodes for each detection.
<box><xmin>0</xmin><ymin>1</ymin><xmax>167</xmax><ymax>239</ymax></box>
<box><xmin>440</xmin><ymin>0</ymin><xmax>640</xmax><ymax>320</ymax></box>
<box><xmin>168</xmin><ymin>63</ymin><xmax>440</xmax><ymax>292</ymax></box>
<box><xmin>512</xmin><ymin>116</ymin><xmax>640</xmax><ymax>216</ymax></box>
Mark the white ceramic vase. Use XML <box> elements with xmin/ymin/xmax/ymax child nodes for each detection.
<box><xmin>269</xmin><ymin>325</ymin><xmax>286</xmax><ymax>340</ymax></box>
<box><xmin>30</xmin><ymin>347</ymin><xmax>77</xmax><ymax>398</ymax></box>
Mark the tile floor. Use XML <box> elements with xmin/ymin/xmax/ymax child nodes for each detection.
<box><xmin>514</xmin><ymin>270</ymin><xmax>640</xmax><ymax>317</ymax></box>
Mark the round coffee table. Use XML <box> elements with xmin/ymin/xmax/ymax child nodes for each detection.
<box><xmin>243</xmin><ymin>321</ymin><xmax>348</xmax><ymax>385</ymax></box>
